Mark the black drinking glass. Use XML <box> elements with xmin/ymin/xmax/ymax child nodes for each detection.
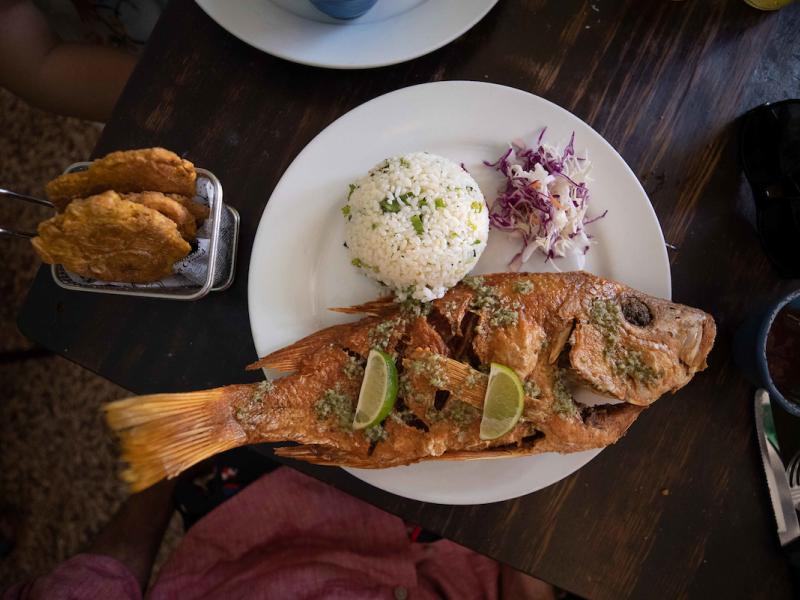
<box><xmin>740</xmin><ymin>99</ymin><xmax>800</xmax><ymax>278</ymax></box>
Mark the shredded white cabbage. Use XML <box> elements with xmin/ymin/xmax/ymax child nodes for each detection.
<box><xmin>486</xmin><ymin>132</ymin><xmax>603</xmax><ymax>271</ymax></box>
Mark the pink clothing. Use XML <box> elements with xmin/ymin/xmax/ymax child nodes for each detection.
<box><xmin>6</xmin><ymin>468</ymin><xmax>499</xmax><ymax>599</ymax></box>
<box><xmin>6</xmin><ymin>555</ymin><xmax>140</xmax><ymax>599</ymax></box>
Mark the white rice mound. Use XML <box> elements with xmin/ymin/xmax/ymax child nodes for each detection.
<box><xmin>343</xmin><ymin>152</ymin><xmax>489</xmax><ymax>301</ymax></box>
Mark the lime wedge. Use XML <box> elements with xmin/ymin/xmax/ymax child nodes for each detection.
<box><xmin>352</xmin><ymin>349</ymin><xmax>398</xmax><ymax>430</ymax></box>
<box><xmin>479</xmin><ymin>363</ymin><xmax>524</xmax><ymax>440</ymax></box>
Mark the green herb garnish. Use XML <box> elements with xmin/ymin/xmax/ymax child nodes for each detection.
<box><xmin>315</xmin><ymin>388</ymin><xmax>354</xmax><ymax>429</ymax></box>
<box><xmin>399</xmin><ymin>192</ymin><xmax>414</xmax><ymax>206</ymax></box>
<box><xmin>513</xmin><ymin>280</ymin><xmax>534</xmax><ymax>294</ymax></box>
<box><xmin>380</xmin><ymin>197</ymin><xmax>402</xmax><ymax>213</ymax></box>
<box><xmin>364</xmin><ymin>424</ymin><xmax>389</xmax><ymax>442</ymax></box>
<box><xmin>434</xmin><ymin>198</ymin><xmax>445</xmax><ymax>209</ymax></box>
<box><xmin>368</xmin><ymin>318</ymin><xmax>400</xmax><ymax>351</ymax></box>
<box><xmin>411</xmin><ymin>214</ymin><xmax>424</xmax><ymax>236</ymax></box>
<box><xmin>552</xmin><ymin>368</ymin><xmax>579</xmax><ymax>418</ymax></box>
<box><xmin>589</xmin><ymin>299</ymin><xmax>658</xmax><ymax>384</ymax></box>
<box><xmin>524</xmin><ymin>380</ymin><xmax>541</xmax><ymax>398</ymax></box>
<box><xmin>446</xmin><ymin>400</ymin><xmax>480</xmax><ymax>428</ymax></box>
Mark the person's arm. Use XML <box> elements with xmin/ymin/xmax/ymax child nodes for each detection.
<box><xmin>88</xmin><ymin>478</ymin><xmax>178</xmax><ymax>590</ymax></box>
<box><xmin>0</xmin><ymin>0</ymin><xmax>136</xmax><ymax>121</ymax></box>
<box><xmin>5</xmin><ymin>479</ymin><xmax>177</xmax><ymax>599</ymax></box>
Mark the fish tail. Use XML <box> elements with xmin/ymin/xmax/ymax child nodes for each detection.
<box><xmin>104</xmin><ymin>384</ymin><xmax>252</xmax><ymax>492</ymax></box>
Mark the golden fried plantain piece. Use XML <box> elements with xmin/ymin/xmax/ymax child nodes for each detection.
<box><xmin>31</xmin><ymin>191</ymin><xmax>191</xmax><ymax>283</ymax></box>
<box><xmin>166</xmin><ymin>193</ymin><xmax>210</xmax><ymax>226</ymax></box>
<box><xmin>46</xmin><ymin>148</ymin><xmax>196</xmax><ymax>211</ymax></box>
<box><xmin>120</xmin><ymin>192</ymin><xmax>196</xmax><ymax>241</ymax></box>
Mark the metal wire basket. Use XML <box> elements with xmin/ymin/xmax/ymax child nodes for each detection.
<box><xmin>2</xmin><ymin>163</ymin><xmax>239</xmax><ymax>300</ymax></box>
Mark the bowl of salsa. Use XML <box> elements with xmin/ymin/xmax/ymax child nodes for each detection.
<box><xmin>736</xmin><ymin>288</ymin><xmax>800</xmax><ymax>417</ymax></box>
<box><xmin>766</xmin><ymin>295</ymin><xmax>800</xmax><ymax>411</ymax></box>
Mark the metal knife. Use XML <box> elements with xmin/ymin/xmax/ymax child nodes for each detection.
<box><xmin>754</xmin><ymin>389</ymin><xmax>800</xmax><ymax>590</ymax></box>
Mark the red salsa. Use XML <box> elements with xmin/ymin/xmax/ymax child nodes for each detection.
<box><xmin>766</xmin><ymin>305</ymin><xmax>800</xmax><ymax>405</ymax></box>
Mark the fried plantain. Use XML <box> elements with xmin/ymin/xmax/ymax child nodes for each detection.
<box><xmin>120</xmin><ymin>192</ymin><xmax>196</xmax><ymax>241</ymax></box>
<box><xmin>32</xmin><ymin>191</ymin><xmax>191</xmax><ymax>283</ymax></box>
<box><xmin>46</xmin><ymin>148</ymin><xmax>196</xmax><ymax>211</ymax></box>
<box><xmin>165</xmin><ymin>193</ymin><xmax>210</xmax><ymax>226</ymax></box>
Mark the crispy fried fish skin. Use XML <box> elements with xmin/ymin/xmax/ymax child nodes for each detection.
<box><xmin>46</xmin><ymin>148</ymin><xmax>196</xmax><ymax>211</ymax></box>
<box><xmin>31</xmin><ymin>191</ymin><xmax>191</xmax><ymax>283</ymax></box>
<box><xmin>120</xmin><ymin>192</ymin><xmax>196</xmax><ymax>240</ymax></box>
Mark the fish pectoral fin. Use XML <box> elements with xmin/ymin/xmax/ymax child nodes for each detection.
<box><xmin>413</xmin><ymin>351</ymin><xmax>486</xmax><ymax>408</ymax></box>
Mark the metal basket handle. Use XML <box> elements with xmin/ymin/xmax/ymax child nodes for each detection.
<box><xmin>0</xmin><ymin>188</ymin><xmax>54</xmax><ymax>239</ymax></box>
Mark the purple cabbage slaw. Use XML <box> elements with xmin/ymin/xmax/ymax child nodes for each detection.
<box><xmin>484</xmin><ymin>129</ymin><xmax>606</xmax><ymax>271</ymax></box>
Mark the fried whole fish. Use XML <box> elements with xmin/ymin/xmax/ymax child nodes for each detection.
<box><xmin>105</xmin><ymin>272</ymin><xmax>715</xmax><ymax>491</ymax></box>
<box><xmin>46</xmin><ymin>148</ymin><xmax>197</xmax><ymax>211</ymax></box>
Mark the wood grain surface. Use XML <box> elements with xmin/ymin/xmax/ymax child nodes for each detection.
<box><xmin>17</xmin><ymin>0</ymin><xmax>800</xmax><ymax>597</ymax></box>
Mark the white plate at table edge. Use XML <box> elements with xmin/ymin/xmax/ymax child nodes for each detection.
<box><xmin>248</xmin><ymin>80</ymin><xmax>670</xmax><ymax>505</ymax></box>
<box><xmin>195</xmin><ymin>0</ymin><xmax>499</xmax><ymax>69</ymax></box>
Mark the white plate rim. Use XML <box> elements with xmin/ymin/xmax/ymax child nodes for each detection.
<box><xmin>195</xmin><ymin>0</ymin><xmax>500</xmax><ymax>69</ymax></box>
<box><xmin>248</xmin><ymin>80</ymin><xmax>670</xmax><ymax>504</ymax></box>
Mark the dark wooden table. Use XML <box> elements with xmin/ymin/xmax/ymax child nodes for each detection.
<box><xmin>18</xmin><ymin>0</ymin><xmax>800</xmax><ymax>597</ymax></box>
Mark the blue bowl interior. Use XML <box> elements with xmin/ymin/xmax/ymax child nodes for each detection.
<box><xmin>309</xmin><ymin>0</ymin><xmax>379</xmax><ymax>19</ymax></box>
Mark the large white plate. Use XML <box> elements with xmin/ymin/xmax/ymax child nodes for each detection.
<box><xmin>195</xmin><ymin>0</ymin><xmax>498</xmax><ymax>69</ymax></box>
<box><xmin>248</xmin><ymin>81</ymin><xmax>670</xmax><ymax>505</ymax></box>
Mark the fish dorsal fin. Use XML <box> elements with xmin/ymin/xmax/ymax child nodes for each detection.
<box><xmin>329</xmin><ymin>296</ymin><xmax>397</xmax><ymax>316</ymax></box>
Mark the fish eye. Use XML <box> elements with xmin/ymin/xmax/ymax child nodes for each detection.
<box><xmin>621</xmin><ymin>296</ymin><xmax>653</xmax><ymax>327</ymax></box>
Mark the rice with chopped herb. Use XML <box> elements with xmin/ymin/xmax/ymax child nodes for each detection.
<box><xmin>343</xmin><ymin>152</ymin><xmax>489</xmax><ymax>301</ymax></box>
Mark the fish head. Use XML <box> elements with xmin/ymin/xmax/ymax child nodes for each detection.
<box><xmin>619</xmin><ymin>294</ymin><xmax>717</xmax><ymax>371</ymax></box>
<box><xmin>568</xmin><ymin>289</ymin><xmax>716</xmax><ymax>405</ymax></box>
